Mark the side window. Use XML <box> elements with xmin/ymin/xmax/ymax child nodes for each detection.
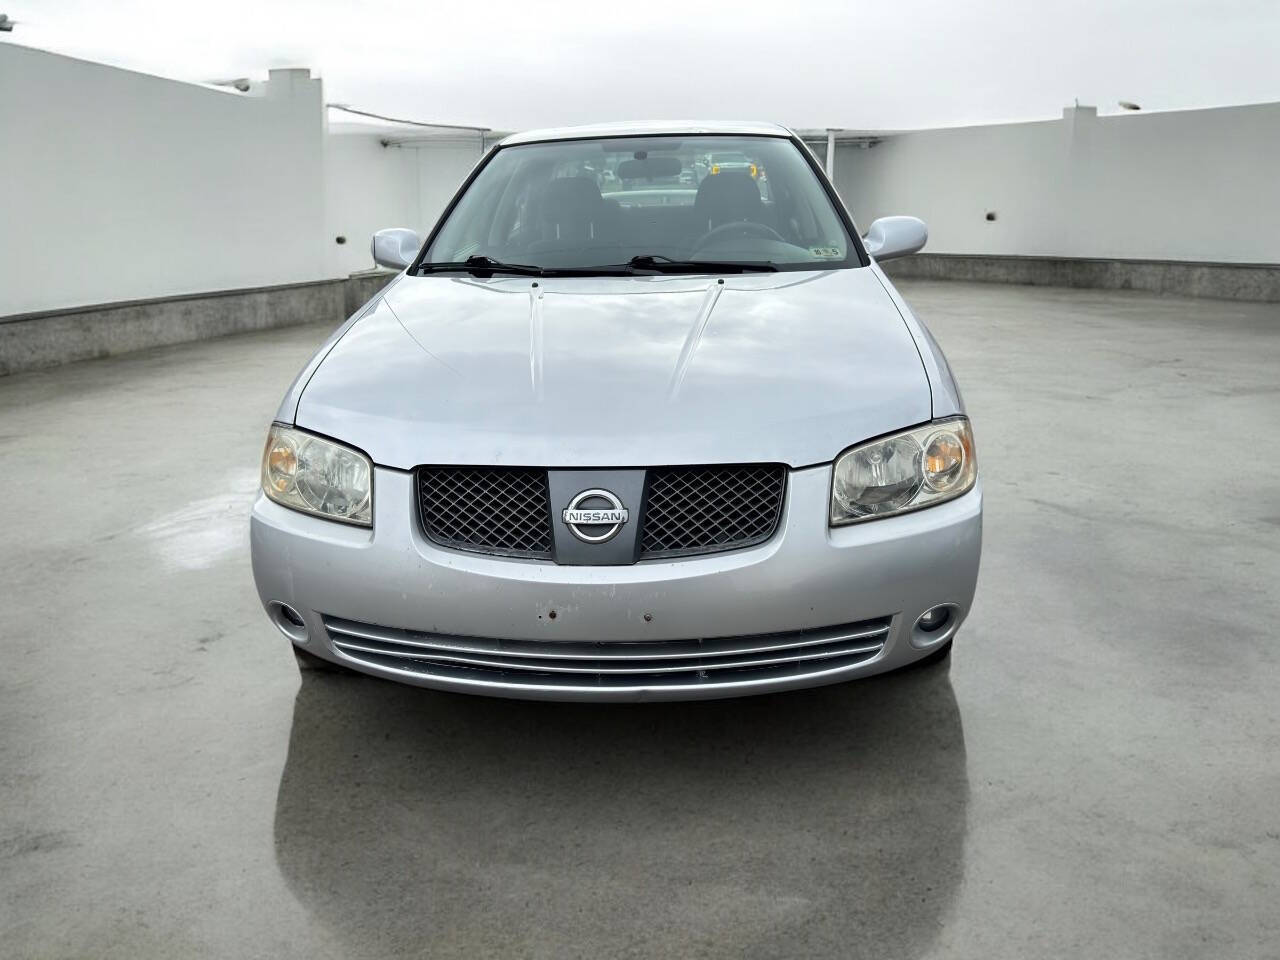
<box><xmin>551</xmin><ymin>159</ymin><xmax>587</xmax><ymax>179</ymax></box>
<box><xmin>793</xmin><ymin>194</ymin><xmax>821</xmax><ymax>243</ymax></box>
<box><xmin>507</xmin><ymin>181</ymin><xmax>531</xmax><ymax>244</ymax></box>
<box><xmin>771</xmin><ymin>171</ymin><xmax>817</xmax><ymax>244</ymax></box>
<box><xmin>493</xmin><ymin>174</ymin><xmax>540</xmax><ymax>252</ymax></box>
<box><xmin>474</xmin><ymin>165</ymin><xmax>537</xmax><ymax>253</ymax></box>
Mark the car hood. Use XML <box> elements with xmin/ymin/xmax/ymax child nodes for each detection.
<box><xmin>296</xmin><ymin>268</ymin><xmax>931</xmax><ymax>469</ymax></box>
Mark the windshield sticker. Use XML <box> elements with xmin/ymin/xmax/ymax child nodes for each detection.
<box><xmin>810</xmin><ymin>246</ymin><xmax>842</xmax><ymax>258</ymax></box>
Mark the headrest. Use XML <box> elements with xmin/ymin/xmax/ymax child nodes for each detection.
<box><xmin>540</xmin><ymin>176</ymin><xmax>604</xmax><ymax>219</ymax></box>
<box><xmin>695</xmin><ymin>171</ymin><xmax>761</xmax><ymax>208</ymax></box>
<box><xmin>694</xmin><ymin>171</ymin><xmax>762</xmax><ymax>225</ymax></box>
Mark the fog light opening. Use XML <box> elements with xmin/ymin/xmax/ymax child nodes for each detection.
<box><xmin>917</xmin><ymin>605</ymin><xmax>951</xmax><ymax>633</ymax></box>
<box><xmin>268</xmin><ymin>601</ymin><xmax>310</xmax><ymax>643</ymax></box>
<box><xmin>910</xmin><ymin>603</ymin><xmax>961</xmax><ymax>649</ymax></box>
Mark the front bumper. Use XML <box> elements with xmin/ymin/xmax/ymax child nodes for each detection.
<box><xmin>250</xmin><ymin>465</ymin><xmax>982</xmax><ymax>701</ymax></box>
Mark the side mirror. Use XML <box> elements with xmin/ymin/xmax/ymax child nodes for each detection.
<box><xmin>371</xmin><ymin>228</ymin><xmax>422</xmax><ymax>270</ymax></box>
<box><xmin>862</xmin><ymin>216</ymin><xmax>928</xmax><ymax>262</ymax></box>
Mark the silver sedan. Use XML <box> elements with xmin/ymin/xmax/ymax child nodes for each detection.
<box><xmin>250</xmin><ymin>121</ymin><xmax>982</xmax><ymax>701</ymax></box>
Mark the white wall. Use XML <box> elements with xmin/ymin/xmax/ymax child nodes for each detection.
<box><xmin>5</xmin><ymin>41</ymin><xmax>1277</xmax><ymax>320</ymax></box>
<box><xmin>324</xmin><ymin>133</ymin><xmax>483</xmax><ymax>277</ymax></box>
<box><xmin>0</xmin><ymin>45</ymin><xmax>330</xmax><ymax>315</ymax></box>
<box><xmin>834</xmin><ymin>102</ymin><xmax>1280</xmax><ymax>264</ymax></box>
<box><xmin>0</xmin><ymin>44</ymin><xmax>479</xmax><ymax>317</ymax></box>
<box><xmin>323</xmin><ymin>132</ymin><xmax>421</xmax><ymax>277</ymax></box>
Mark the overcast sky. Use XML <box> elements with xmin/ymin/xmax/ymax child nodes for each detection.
<box><xmin>4</xmin><ymin>0</ymin><xmax>1279</xmax><ymax>130</ymax></box>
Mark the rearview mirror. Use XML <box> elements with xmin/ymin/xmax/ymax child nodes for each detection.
<box><xmin>862</xmin><ymin>216</ymin><xmax>927</xmax><ymax>262</ymax></box>
<box><xmin>371</xmin><ymin>228</ymin><xmax>422</xmax><ymax>270</ymax></box>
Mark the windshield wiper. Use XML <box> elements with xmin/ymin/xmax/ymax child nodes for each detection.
<box><xmin>417</xmin><ymin>253</ymin><xmax>776</xmax><ymax>278</ymax></box>
<box><xmin>624</xmin><ymin>254</ymin><xmax>777</xmax><ymax>274</ymax></box>
<box><xmin>419</xmin><ymin>255</ymin><xmax>545</xmax><ymax>277</ymax></box>
<box><xmin>420</xmin><ymin>255</ymin><xmax>638</xmax><ymax>278</ymax></box>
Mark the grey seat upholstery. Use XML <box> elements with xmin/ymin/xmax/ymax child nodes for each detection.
<box><xmin>537</xmin><ymin>177</ymin><xmax>612</xmax><ymax>243</ymax></box>
<box><xmin>693</xmin><ymin>172</ymin><xmax>763</xmax><ymax>231</ymax></box>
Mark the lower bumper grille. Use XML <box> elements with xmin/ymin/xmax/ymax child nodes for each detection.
<box><xmin>323</xmin><ymin>615</ymin><xmax>890</xmax><ymax>690</ymax></box>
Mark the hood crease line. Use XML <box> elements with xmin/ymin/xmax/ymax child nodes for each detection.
<box><xmin>383</xmin><ymin>297</ymin><xmax>460</xmax><ymax>376</ymax></box>
<box><xmin>529</xmin><ymin>285</ymin><xmax>545</xmax><ymax>401</ymax></box>
<box><xmin>666</xmin><ymin>280</ymin><xmax>723</xmax><ymax>402</ymax></box>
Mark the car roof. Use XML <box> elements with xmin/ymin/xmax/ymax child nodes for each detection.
<box><xmin>498</xmin><ymin>120</ymin><xmax>793</xmax><ymax>147</ymax></box>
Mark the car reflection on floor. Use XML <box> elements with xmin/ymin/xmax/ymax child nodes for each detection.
<box><xmin>273</xmin><ymin>665</ymin><xmax>968</xmax><ymax>957</ymax></box>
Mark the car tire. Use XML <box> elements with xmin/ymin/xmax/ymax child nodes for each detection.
<box><xmin>292</xmin><ymin>645</ymin><xmax>352</xmax><ymax>675</ymax></box>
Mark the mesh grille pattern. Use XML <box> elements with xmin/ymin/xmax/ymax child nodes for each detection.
<box><xmin>640</xmin><ymin>464</ymin><xmax>785</xmax><ymax>559</ymax></box>
<box><xmin>418</xmin><ymin>467</ymin><xmax>553</xmax><ymax>558</ymax></box>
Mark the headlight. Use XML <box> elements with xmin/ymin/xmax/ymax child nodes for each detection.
<box><xmin>830</xmin><ymin>418</ymin><xmax>976</xmax><ymax>525</ymax></box>
<box><xmin>260</xmin><ymin>425</ymin><xmax>372</xmax><ymax>526</ymax></box>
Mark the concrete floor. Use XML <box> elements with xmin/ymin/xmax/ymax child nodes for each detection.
<box><xmin>2</xmin><ymin>280</ymin><xmax>1278</xmax><ymax>959</ymax></box>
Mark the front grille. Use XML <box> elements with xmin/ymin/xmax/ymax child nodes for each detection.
<box><xmin>639</xmin><ymin>464</ymin><xmax>785</xmax><ymax>559</ymax></box>
<box><xmin>416</xmin><ymin>463</ymin><xmax>787</xmax><ymax>562</ymax></box>
<box><xmin>418</xmin><ymin>467</ymin><xmax>553</xmax><ymax>559</ymax></box>
<box><xmin>323</xmin><ymin>615</ymin><xmax>890</xmax><ymax>690</ymax></box>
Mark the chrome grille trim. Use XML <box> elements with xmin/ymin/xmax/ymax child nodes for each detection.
<box><xmin>331</xmin><ymin>639</ymin><xmax>886</xmax><ymax>675</ymax></box>
<box><xmin>323</xmin><ymin>614</ymin><xmax>890</xmax><ymax>689</ymax></box>
<box><xmin>324</xmin><ymin>616</ymin><xmax>889</xmax><ymax>660</ymax></box>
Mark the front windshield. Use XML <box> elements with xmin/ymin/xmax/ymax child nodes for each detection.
<box><xmin>422</xmin><ymin>135</ymin><xmax>856</xmax><ymax>272</ymax></box>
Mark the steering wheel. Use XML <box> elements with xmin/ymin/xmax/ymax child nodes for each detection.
<box><xmin>692</xmin><ymin>220</ymin><xmax>786</xmax><ymax>253</ymax></box>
